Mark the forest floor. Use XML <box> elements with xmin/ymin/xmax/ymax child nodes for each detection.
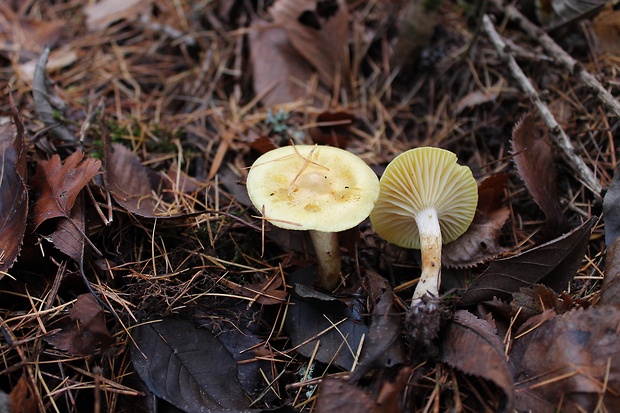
<box><xmin>1</xmin><ymin>0</ymin><xmax>619</xmax><ymax>412</ymax></box>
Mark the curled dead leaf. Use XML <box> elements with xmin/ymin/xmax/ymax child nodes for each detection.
<box><xmin>0</xmin><ymin>94</ymin><xmax>27</xmax><ymax>274</ymax></box>
<box><xmin>443</xmin><ymin>174</ymin><xmax>510</xmax><ymax>268</ymax></box>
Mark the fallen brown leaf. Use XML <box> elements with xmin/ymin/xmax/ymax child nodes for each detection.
<box><xmin>593</xmin><ymin>6</ymin><xmax>620</xmax><ymax>56</ymax></box>
<box><xmin>249</xmin><ymin>18</ymin><xmax>318</xmax><ymax>106</ymax></box>
<box><xmin>461</xmin><ymin>217</ymin><xmax>596</xmax><ymax>305</ymax></box>
<box><xmin>603</xmin><ymin>164</ymin><xmax>620</xmax><ymax>246</ymax></box>
<box><xmin>510</xmin><ymin>306</ymin><xmax>620</xmax><ymax>412</ymax></box>
<box><xmin>391</xmin><ymin>0</ymin><xmax>438</xmax><ymax>72</ymax></box>
<box><xmin>349</xmin><ymin>270</ymin><xmax>406</xmax><ymax>382</ymax></box>
<box><xmin>315</xmin><ymin>377</ymin><xmax>378</xmax><ymax>413</ymax></box>
<box><xmin>0</xmin><ymin>4</ymin><xmax>64</xmax><ymax>61</ymax></box>
<box><xmin>32</xmin><ymin>47</ymin><xmax>75</xmax><ymax>142</ymax></box>
<box><xmin>47</xmin><ymin>192</ymin><xmax>86</xmax><ymax>261</ymax></box>
<box><xmin>510</xmin><ymin>284</ymin><xmax>575</xmax><ymax>322</ymax></box>
<box><xmin>46</xmin><ymin>293</ymin><xmax>113</xmax><ymax>356</ymax></box>
<box><xmin>542</xmin><ymin>0</ymin><xmax>605</xmax><ymax>30</ymax></box>
<box><xmin>0</xmin><ymin>94</ymin><xmax>27</xmax><ymax>274</ymax></box>
<box><xmin>221</xmin><ymin>276</ymin><xmax>288</xmax><ymax>305</ymax></box>
<box><xmin>31</xmin><ymin>150</ymin><xmax>101</xmax><ymax>229</ymax></box>
<box><xmin>443</xmin><ymin>174</ymin><xmax>510</xmax><ymax>268</ymax></box>
<box><xmin>455</xmin><ymin>81</ymin><xmax>503</xmax><ymax>114</ymax></box>
<box><xmin>104</xmin><ymin>142</ymin><xmax>165</xmax><ymax>218</ymax></box>
<box><xmin>271</xmin><ymin>0</ymin><xmax>348</xmax><ymax>89</ymax></box>
<box><xmin>512</xmin><ymin>114</ymin><xmax>568</xmax><ymax>240</ymax></box>
<box><xmin>316</xmin><ymin>367</ymin><xmax>412</xmax><ymax>413</ymax></box>
<box><xmin>309</xmin><ymin>111</ymin><xmax>356</xmax><ymax>148</ymax></box>
<box><xmin>9</xmin><ymin>374</ymin><xmax>37</xmax><ymax>413</ymax></box>
<box><xmin>84</xmin><ymin>0</ymin><xmax>154</xmax><ymax>31</ymax></box>
<box><xmin>249</xmin><ymin>134</ymin><xmax>278</xmax><ymax>155</ymax></box>
<box><xmin>441</xmin><ymin>310</ymin><xmax>515</xmax><ymax>413</ymax></box>
<box><xmin>131</xmin><ymin>318</ymin><xmax>249</xmax><ymax>411</ymax></box>
<box><xmin>600</xmin><ymin>237</ymin><xmax>620</xmax><ymax>306</ymax></box>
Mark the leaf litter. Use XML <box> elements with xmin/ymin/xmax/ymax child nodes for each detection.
<box><xmin>0</xmin><ymin>94</ymin><xmax>27</xmax><ymax>274</ymax></box>
<box><xmin>0</xmin><ymin>0</ymin><xmax>617</xmax><ymax>412</ymax></box>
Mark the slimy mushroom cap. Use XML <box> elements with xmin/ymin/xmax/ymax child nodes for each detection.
<box><xmin>247</xmin><ymin>145</ymin><xmax>380</xmax><ymax>232</ymax></box>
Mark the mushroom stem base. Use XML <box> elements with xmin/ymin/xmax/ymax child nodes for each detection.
<box><xmin>309</xmin><ymin>230</ymin><xmax>342</xmax><ymax>291</ymax></box>
<box><xmin>412</xmin><ymin>207</ymin><xmax>442</xmax><ymax>301</ymax></box>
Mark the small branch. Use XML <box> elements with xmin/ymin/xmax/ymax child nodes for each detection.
<box><xmin>490</xmin><ymin>0</ymin><xmax>620</xmax><ymax>119</ymax></box>
<box><xmin>482</xmin><ymin>14</ymin><xmax>602</xmax><ymax>196</ymax></box>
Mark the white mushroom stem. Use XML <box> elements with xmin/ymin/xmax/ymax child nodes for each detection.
<box><xmin>309</xmin><ymin>230</ymin><xmax>342</xmax><ymax>291</ymax></box>
<box><xmin>412</xmin><ymin>207</ymin><xmax>442</xmax><ymax>301</ymax></box>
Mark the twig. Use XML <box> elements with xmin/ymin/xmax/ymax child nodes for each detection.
<box><xmin>490</xmin><ymin>0</ymin><xmax>620</xmax><ymax>119</ymax></box>
<box><xmin>482</xmin><ymin>14</ymin><xmax>603</xmax><ymax>196</ymax></box>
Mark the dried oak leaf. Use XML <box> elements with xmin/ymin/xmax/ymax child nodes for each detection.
<box><xmin>47</xmin><ymin>293</ymin><xmax>113</xmax><ymax>356</ymax></box>
<box><xmin>512</xmin><ymin>114</ymin><xmax>568</xmax><ymax>240</ymax></box>
<box><xmin>460</xmin><ymin>217</ymin><xmax>595</xmax><ymax>306</ymax></box>
<box><xmin>31</xmin><ymin>150</ymin><xmax>100</xmax><ymax>229</ymax></box>
<box><xmin>0</xmin><ymin>94</ymin><xmax>27</xmax><ymax>274</ymax></box>
<box><xmin>441</xmin><ymin>310</ymin><xmax>515</xmax><ymax>413</ymax></box>
<box><xmin>509</xmin><ymin>306</ymin><xmax>620</xmax><ymax>412</ymax></box>
<box><xmin>270</xmin><ymin>0</ymin><xmax>348</xmax><ymax>89</ymax></box>
<box><xmin>443</xmin><ymin>174</ymin><xmax>510</xmax><ymax>268</ymax></box>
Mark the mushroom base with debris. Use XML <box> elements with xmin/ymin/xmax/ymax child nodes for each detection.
<box><xmin>370</xmin><ymin>147</ymin><xmax>478</xmax><ymax>354</ymax></box>
<box><xmin>405</xmin><ymin>294</ymin><xmax>451</xmax><ymax>362</ymax></box>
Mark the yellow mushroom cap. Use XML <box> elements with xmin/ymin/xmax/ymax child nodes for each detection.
<box><xmin>246</xmin><ymin>145</ymin><xmax>380</xmax><ymax>232</ymax></box>
<box><xmin>370</xmin><ymin>147</ymin><xmax>478</xmax><ymax>249</ymax></box>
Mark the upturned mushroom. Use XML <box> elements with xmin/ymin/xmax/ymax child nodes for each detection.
<box><xmin>246</xmin><ymin>144</ymin><xmax>380</xmax><ymax>290</ymax></box>
<box><xmin>370</xmin><ymin>147</ymin><xmax>478</xmax><ymax>301</ymax></box>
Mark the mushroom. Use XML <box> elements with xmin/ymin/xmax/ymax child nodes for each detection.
<box><xmin>246</xmin><ymin>144</ymin><xmax>380</xmax><ymax>290</ymax></box>
<box><xmin>370</xmin><ymin>147</ymin><xmax>478</xmax><ymax>301</ymax></box>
